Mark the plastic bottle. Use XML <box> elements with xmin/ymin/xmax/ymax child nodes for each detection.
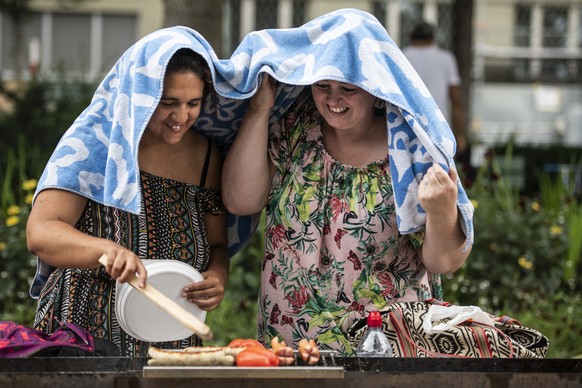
<box><xmin>356</xmin><ymin>310</ymin><xmax>394</xmax><ymax>357</ymax></box>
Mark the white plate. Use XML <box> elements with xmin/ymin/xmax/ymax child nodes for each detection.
<box><xmin>115</xmin><ymin>259</ymin><xmax>206</xmax><ymax>342</ymax></box>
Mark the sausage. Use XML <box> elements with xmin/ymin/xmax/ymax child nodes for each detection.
<box><xmin>147</xmin><ymin>346</ymin><xmax>236</xmax><ymax>366</ymax></box>
<box><xmin>270</xmin><ymin>337</ymin><xmax>295</xmax><ymax>366</ymax></box>
<box><xmin>298</xmin><ymin>339</ymin><xmax>320</xmax><ymax>365</ymax></box>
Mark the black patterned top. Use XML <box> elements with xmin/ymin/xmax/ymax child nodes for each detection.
<box><xmin>33</xmin><ymin>170</ymin><xmax>224</xmax><ymax>356</ymax></box>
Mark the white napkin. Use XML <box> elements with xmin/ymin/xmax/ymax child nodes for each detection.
<box><xmin>422</xmin><ymin>305</ymin><xmax>495</xmax><ymax>333</ymax></box>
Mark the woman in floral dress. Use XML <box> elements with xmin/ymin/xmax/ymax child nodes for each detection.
<box><xmin>222</xmin><ymin>76</ymin><xmax>471</xmax><ymax>356</ymax></box>
<box><xmin>26</xmin><ymin>40</ymin><xmax>229</xmax><ymax>356</ymax></box>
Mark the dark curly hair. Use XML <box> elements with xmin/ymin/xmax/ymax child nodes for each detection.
<box><xmin>166</xmin><ymin>48</ymin><xmax>214</xmax><ymax>99</ymax></box>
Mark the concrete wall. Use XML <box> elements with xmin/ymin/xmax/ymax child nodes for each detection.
<box><xmin>306</xmin><ymin>0</ymin><xmax>373</xmax><ymax>19</ymax></box>
<box><xmin>31</xmin><ymin>0</ymin><xmax>163</xmax><ymax>39</ymax></box>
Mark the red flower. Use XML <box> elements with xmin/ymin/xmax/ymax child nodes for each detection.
<box><xmin>377</xmin><ymin>272</ymin><xmax>397</xmax><ymax>298</ymax></box>
<box><xmin>347</xmin><ymin>301</ymin><xmax>365</xmax><ymax>316</ymax></box>
<box><xmin>268</xmin><ymin>224</ymin><xmax>287</xmax><ymax>248</ymax></box>
<box><xmin>285</xmin><ymin>285</ymin><xmax>310</xmax><ymax>312</ymax></box>
<box><xmin>330</xmin><ymin>195</ymin><xmax>349</xmax><ymax>223</ymax></box>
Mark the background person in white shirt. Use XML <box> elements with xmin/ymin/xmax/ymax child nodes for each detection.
<box><xmin>403</xmin><ymin>21</ymin><xmax>467</xmax><ymax>156</ymax></box>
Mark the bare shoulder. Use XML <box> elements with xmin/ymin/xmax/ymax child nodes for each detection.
<box><xmin>30</xmin><ymin>188</ymin><xmax>88</xmax><ymax>224</ymax></box>
<box><xmin>34</xmin><ymin>188</ymin><xmax>87</xmax><ymax>205</ymax></box>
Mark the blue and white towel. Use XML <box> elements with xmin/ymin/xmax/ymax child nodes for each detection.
<box><xmin>31</xmin><ymin>8</ymin><xmax>474</xmax><ymax>297</ymax></box>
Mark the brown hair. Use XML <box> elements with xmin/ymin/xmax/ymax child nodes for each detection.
<box><xmin>166</xmin><ymin>48</ymin><xmax>214</xmax><ymax>98</ymax></box>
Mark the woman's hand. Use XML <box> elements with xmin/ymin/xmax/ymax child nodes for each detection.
<box><xmin>181</xmin><ymin>267</ymin><xmax>227</xmax><ymax>311</ymax></box>
<box><xmin>249</xmin><ymin>74</ymin><xmax>276</xmax><ymax>112</ymax></box>
<box><xmin>418</xmin><ymin>162</ymin><xmax>458</xmax><ymax>217</ymax></box>
<box><xmin>99</xmin><ymin>249</ymin><xmax>148</xmax><ymax>288</ymax></box>
<box><xmin>417</xmin><ymin>163</ymin><xmax>470</xmax><ymax>274</ymax></box>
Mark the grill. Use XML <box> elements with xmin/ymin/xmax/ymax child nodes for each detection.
<box><xmin>143</xmin><ymin>350</ymin><xmax>344</xmax><ymax>379</ymax></box>
<box><xmin>0</xmin><ymin>356</ymin><xmax>580</xmax><ymax>388</ymax></box>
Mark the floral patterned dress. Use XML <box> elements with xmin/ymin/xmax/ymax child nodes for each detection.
<box><xmin>258</xmin><ymin>92</ymin><xmax>441</xmax><ymax>356</ymax></box>
<box><xmin>33</xmin><ymin>166</ymin><xmax>224</xmax><ymax>357</ymax></box>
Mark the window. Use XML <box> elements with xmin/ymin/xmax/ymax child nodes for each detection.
<box><xmin>543</xmin><ymin>6</ymin><xmax>568</xmax><ymax>47</ymax></box>
<box><xmin>52</xmin><ymin>13</ymin><xmax>92</xmax><ymax>73</ymax></box>
<box><xmin>102</xmin><ymin>15</ymin><xmax>137</xmax><ymax>73</ymax></box>
<box><xmin>541</xmin><ymin>6</ymin><xmax>570</xmax><ymax>82</ymax></box>
<box><xmin>514</xmin><ymin>4</ymin><xmax>531</xmax><ymax>47</ymax></box>
<box><xmin>0</xmin><ymin>11</ymin><xmax>136</xmax><ymax>80</ymax></box>
<box><xmin>495</xmin><ymin>4</ymin><xmax>581</xmax><ymax>83</ymax></box>
<box><xmin>512</xmin><ymin>4</ymin><xmax>532</xmax><ymax>81</ymax></box>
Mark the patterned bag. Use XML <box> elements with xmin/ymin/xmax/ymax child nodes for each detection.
<box><xmin>0</xmin><ymin>321</ymin><xmax>95</xmax><ymax>358</ymax></box>
<box><xmin>347</xmin><ymin>299</ymin><xmax>549</xmax><ymax>358</ymax></box>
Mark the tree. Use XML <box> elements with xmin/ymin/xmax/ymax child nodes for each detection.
<box><xmin>162</xmin><ymin>0</ymin><xmax>223</xmax><ymax>55</ymax></box>
<box><xmin>452</xmin><ymin>0</ymin><xmax>474</xmax><ymax>145</ymax></box>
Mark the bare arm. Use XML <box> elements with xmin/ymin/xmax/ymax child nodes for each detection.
<box><xmin>222</xmin><ymin>75</ymin><xmax>277</xmax><ymax>215</ymax></box>
<box><xmin>188</xmin><ymin>212</ymin><xmax>229</xmax><ymax>311</ymax></box>
<box><xmin>182</xmin><ymin>142</ymin><xmax>230</xmax><ymax>311</ymax></box>
<box><xmin>26</xmin><ymin>189</ymin><xmax>148</xmax><ymax>286</ymax></box>
<box><xmin>417</xmin><ymin>164</ymin><xmax>472</xmax><ymax>273</ymax></box>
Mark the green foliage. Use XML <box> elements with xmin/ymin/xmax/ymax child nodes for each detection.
<box><xmin>565</xmin><ymin>201</ymin><xmax>582</xmax><ymax>284</ymax></box>
<box><xmin>514</xmin><ymin>292</ymin><xmax>582</xmax><ymax>359</ymax></box>
<box><xmin>0</xmin><ymin>75</ymin><xmax>96</xmax><ymax>182</ymax></box>
<box><xmin>205</xmin><ymin>213</ymin><xmax>264</xmax><ymax>345</ymax></box>
<box><xmin>0</xmin><ymin>175</ymin><xmax>38</xmax><ymax>325</ymax></box>
<box><xmin>443</xmin><ymin>145</ymin><xmax>582</xmax><ymax>358</ymax></box>
<box><xmin>0</xmin><ymin>74</ymin><xmax>95</xmax><ymax>325</ymax></box>
<box><xmin>204</xmin><ymin>290</ymin><xmax>258</xmax><ymax>346</ymax></box>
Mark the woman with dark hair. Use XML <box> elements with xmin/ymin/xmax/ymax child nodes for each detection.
<box><xmin>26</xmin><ymin>31</ymin><xmax>228</xmax><ymax>356</ymax></box>
<box><xmin>222</xmin><ymin>74</ymin><xmax>471</xmax><ymax>356</ymax></box>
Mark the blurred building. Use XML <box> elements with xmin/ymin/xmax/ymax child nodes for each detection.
<box><xmin>1</xmin><ymin>0</ymin><xmax>581</xmax><ymax>150</ymax></box>
<box><xmin>472</xmin><ymin>0</ymin><xmax>582</xmax><ymax>152</ymax></box>
<box><xmin>0</xmin><ymin>0</ymin><xmax>162</xmax><ymax>81</ymax></box>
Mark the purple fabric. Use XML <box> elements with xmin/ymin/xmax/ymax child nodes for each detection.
<box><xmin>0</xmin><ymin>321</ymin><xmax>94</xmax><ymax>358</ymax></box>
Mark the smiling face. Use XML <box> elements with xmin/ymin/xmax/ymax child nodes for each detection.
<box><xmin>310</xmin><ymin>80</ymin><xmax>377</xmax><ymax>132</ymax></box>
<box><xmin>143</xmin><ymin>71</ymin><xmax>205</xmax><ymax>146</ymax></box>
